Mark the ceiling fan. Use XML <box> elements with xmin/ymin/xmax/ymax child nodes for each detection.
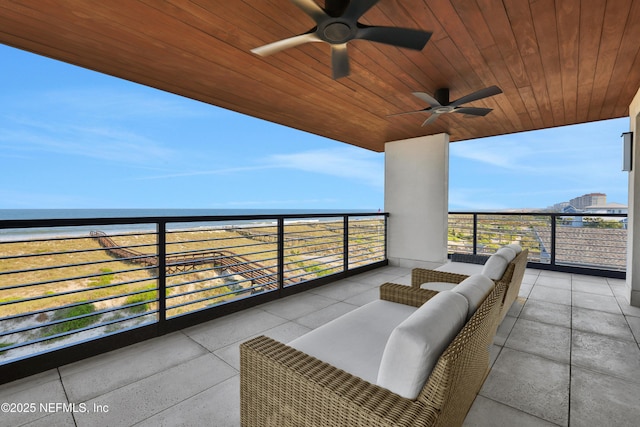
<box><xmin>390</xmin><ymin>86</ymin><xmax>503</xmax><ymax>126</ymax></box>
<box><xmin>251</xmin><ymin>0</ymin><xmax>432</xmax><ymax>80</ymax></box>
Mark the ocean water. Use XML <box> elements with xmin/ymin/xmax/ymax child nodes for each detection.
<box><xmin>0</xmin><ymin>208</ymin><xmax>358</xmax><ymax>221</ymax></box>
<box><xmin>0</xmin><ymin>209</ymin><xmax>377</xmax><ymax>241</ymax></box>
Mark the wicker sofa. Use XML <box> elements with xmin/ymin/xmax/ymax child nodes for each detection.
<box><xmin>412</xmin><ymin>245</ymin><xmax>528</xmax><ymax>321</ymax></box>
<box><xmin>240</xmin><ymin>280</ymin><xmax>506</xmax><ymax>427</ymax></box>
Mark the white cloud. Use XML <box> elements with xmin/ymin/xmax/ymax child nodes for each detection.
<box><xmin>132</xmin><ymin>146</ymin><xmax>384</xmax><ymax>188</ymax></box>
<box><xmin>266</xmin><ymin>147</ymin><xmax>384</xmax><ymax>188</ymax></box>
<box><xmin>0</xmin><ymin>123</ymin><xmax>175</xmax><ymax>165</ymax></box>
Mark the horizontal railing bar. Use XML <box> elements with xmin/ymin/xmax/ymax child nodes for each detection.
<box><xmin>0</xmin><ymin>265</ymin><xmax>156</xmax><ymax>292</ymax></box>
<box><xmin>0</xmin><ymin>241</ymin><xmax>157</xmax><ymax>262</ymax></box>
<box><xmin>165</xmin><ymin>243</ymin><xmax>275</xmax><ymax>260</ymax></box>
<box><xmin>0</xmin><ymin>253</ymin><xmax>158</xmax><ymax>277</ymax></box>
<box><xmin>167</xmin><ymin>276</ymin><xmax>278</xmax><ymax>301</ymax></box>
<box><xmin>1</xmin><ymin>212</ymin><xmax>386</xmax><ymax>230</ymax></box>
<box><xmin>166</xmin><ymin>234</ymin><xmax>279</xmax><ymax>247</ymax></box>
<box><xmin>0</xmin><ymin>285</ymin><xmax>160</xmax><ymax>322</ymax></box>
<box><xmin>350</xmin><ymin>254</ymin><xmax>386</xmax><ymax>264</ymax></box>
<box><xmin>0</xmin><ymin>298</ymin><xmax>157</xmax><ymax>338</ymax></box>
<box><xmin>165</xmin><ymin>256</ymin><xmax>279</xmax><ymax>281</ymax></box>
<box><xmin>0</xmin><ymin>276</ymin><xmax>157</xmax><ymax>308</ymax></box>
<box><xmin>168</xmin><ymin>268</ymin><xmax>278</xmax><ymax>289</ymax></box>
<box><xmin>0</xmin><ymin>229</ymin><xmax>156</xmax><ymax>245</ymax></box>
<box><xmin>0</xmin><ymin>311</ymin><xmax>158</xmax><ymax>353</ymax></box>
<box><xmin>166</xmin><ymin>285</ymin><xmax>267</xmax><ymax>312</ymax></box>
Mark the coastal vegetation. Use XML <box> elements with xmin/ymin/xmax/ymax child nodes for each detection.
<box><xmin>0</xmin><ymin>218</ymin><xmax>385</xmax><ymax>361</ymax></box>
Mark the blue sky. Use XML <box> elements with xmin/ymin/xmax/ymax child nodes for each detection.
<box><xmin>0</xmin><ymin>44</ymin><xmax>629</xmax><ymax>212</ymax></box>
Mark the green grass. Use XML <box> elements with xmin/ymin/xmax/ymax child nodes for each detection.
<box><xmin>124</xmin><ymin>289</ymin><xmax>156</xmax><ymax>314</ymax></box>
<box><xmin>42</xmin><ymin>303</ymin><xmax>99</xmax><ymax>338</ymax></box>
<box><xmin>87</xmin><ymin>268</ymin><xmax>115</xmax><ymax>287</ymax></box>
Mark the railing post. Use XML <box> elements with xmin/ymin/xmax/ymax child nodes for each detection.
<box><xmin>157</xmin><ymin>221</ymin><xmax>167</xmax><ymax>333</ymax></box>
<box><xmin>473</xmin><ymin>213</ymin><xmax>478</xmax><ymax>255</ymax></box>
<box><xmin>551</xmin><ymin>214</ymin><xmax>556</xmax><ymax>266</ymax></box>
<box><xmin>343</xmin><ymin>215</ymin><xmax>349</xmax><ymax>272</ymax></box>
<box><xmin>277</xmin><ymin>217</ymin><xmax>285</xmax><ymax>291</ymax></box>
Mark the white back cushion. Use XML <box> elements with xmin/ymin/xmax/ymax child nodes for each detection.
<box><xmin>452</xmin><ymin>274</ymin><xmax>494</xmax><ymax>320</ymax></box>
<box><xmin>481</xmin><ymin>254</ymin><xmax>509</xmax><ymax>280</ymax></box>
<box><xmin>495</xmin><ymin>247</ymin><xmax>517</xmax><ymax>262</ymax></box>
<box><xmin>505</xmin><ymin>243</ymin><xmax>523</xmax><ymax>254</ymax></box>
<box><xmin>377</xmin><ymin>291</ymin><xmax>468</xmax><ymax>399</ymax></box>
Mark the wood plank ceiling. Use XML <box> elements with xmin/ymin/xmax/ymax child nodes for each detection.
<box><xmin>0</xmin><ymin>0</ymin><xmax>639</xmax><ymax>152</ymax></box>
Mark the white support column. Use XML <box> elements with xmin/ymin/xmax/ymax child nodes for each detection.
<box><xmin>627</xmin><ymin>88</ymin><xmax>640</xmax><ymax>306</ymax></box>
<box><xmin>384</xmin><ymin>133</ymin><xmax>449</xmax><ymax>268</ymax></box>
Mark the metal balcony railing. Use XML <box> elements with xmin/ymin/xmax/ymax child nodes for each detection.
<box><xmin>448</xmin><ymin>212</ymin><xmax>626</xmax><ymax>277</ymax></box>
<box><xmin>0</xmin><ymin>212</ymin><xmax>387</xmax><ymax>382</ymax></box>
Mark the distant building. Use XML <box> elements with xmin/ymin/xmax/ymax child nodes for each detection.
<box><xmin>552</xmin><ymin>201</ymin><xmax>571</xmax><ymax>212</ymax></box>
<box><xmin>583</xmin><ymin>202</ymin><xmax>628</xmax><ymax>215</ymax></box>
<box><xmin>569</xmin><ymin>193</ymin><xmax>607</xmax><ymax>210</ymax></box>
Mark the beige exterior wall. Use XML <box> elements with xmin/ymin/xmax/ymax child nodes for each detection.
<box><xmin>627</xmin><ymin>87</ymin><xmax>640</xmax><ymax>306</ymax></box>
<box><xmin>384</xmin><ymin>134</ymin><xmax>449</xmax><ymax>269</ymax></box>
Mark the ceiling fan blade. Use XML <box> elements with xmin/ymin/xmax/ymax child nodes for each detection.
<box><xmin>450</xmin><ymin>85</ymin><xmax>502</xmax><ymax>107</ymax></box>
<box><xmin>356</xmin><ymin>26</ymin><xmax>432</xmax><ymax>51</ymax></box>
<box><xmin>453</xmin><ymin>107</ymin><xmax>493</xmax><ymax>116</ymax></box>
<box><xmin>343</xmin><ymin>0</ymin><xmax>380</xmax><ymax>21</ymax></box>
<box><xmin>291</xmin><ymin>0</ymin><xmax>330</xmax><ymax>23</ymax></box>
<box><xmin>412</xmin><ymin>92</ymin><xmax>441</xmax><ymax>107</ymax></box>
<box><xmin>251</xmin><ymin>32</ymin><xmax>321</xmax><ymax>56</ymax></box>
<box><xmin>331</xmin><ymin>43</ymin><xmax>350</xmax><ymax>79</ymax></box>
<box><xmin>387</xmin><ymin>109</ymin><xmax>430</xmax><ymax>117</ymax></box>
<box><xmin>422</xmin><ymin>114</ymin><xmax>440</xmax><ymax>126</ymax></box>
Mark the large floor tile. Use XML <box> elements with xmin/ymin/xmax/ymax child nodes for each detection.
<box><xmin>572</xmin><ymin>291</ymin><xmax>622</xmax><ymax>315</ymax></box>
<box><xmin>521</xmin><ymin>271</ymin><xmax>540</xmax><ymax>286</ymax></box>
<box><xmin>493</xmin><ymin>315</ymin><xmax>517</xmax><ymax>346</ymax></box>
<box><xmin>572</xmin><ymin>307</ymin><xmax>635</xmax><ymax>342</ymax></box>
<box><xmin>504</xmin><ymin>318</ymin><xmax>570</xmax><ymax>363</ymax></box>
<box><xmin>183</xmin><ymin>308</ymin><xmax>287</xmax><ymax>352</ymax></box>
<box><xmin>571</xmin><ymin>366</ymin><xmax>640</xmax><ymax>427</ymax></box>
<box><xmin>463</xmin><ymin>395</ymin><xmax>559</xmax><ymax>427</ymax></box>
<box><xmin>616</xmin><ymin>296</ymin><xmax>640</xmax><ymax>318</ymax></box>
<box><xmin>74</xmin><ymin>354</ymin><xmax>236</xmax><ymax>427</ymax></box>
<box><xmin>627</xmin><ymin>315</ymin><xmax>640</xmax><ymax>343</ymax></box>
<box><xmin>0</xmin><ymin>369</ymin><xmax>59</xmax><ymax>397</ymax></box>
<box><xmin>528</xmin><ymin>285</ymin><xmax>571</xmax><ymax>306</ymax></box>
<box><xmin>60</xmin><ymin>332</ymin><xmax>207</xmax><ymax>402</ymax></box>
<box><xmin>518</xmin><ymin>282</ymin><xmax>533</xmax><ymax>298</ymax></box>
<box><xmin>535</xmin><ymin>275</ymin><xmax>571</xmax><ymax>290</ymax></box>
<box><xmin>572</xmin><ymin>330</ymin><xmax>640</xmax><ymax>383</ymax></box>
<box><xmin>480</xmin><ymin>348</ymin><xmax>569</xmax><ymax>426</ymax></box>
<box><xmin>135</xmin><ymin>375</ymin><xmax>240</xmax><ymax>427</ymax></box>
<box><xmin>308</xmin><ymin>278</ymin><xmax>373</xmax><ymax>301</ymax></box>
<box><xmin>294</xmin><ymin>301</ymin><xmax>358</xmax><ymax>329</ymax></box>
<box><xmin>259</xmin><ymin>292</ymin><xmax>336</xmax><ymax>320</ymax></box>
<box><xmin>519</xmin><ymin>299</ymin><xmax>571</xmax><ymax>328</ymax></box>
<box><xmin>213</xmin><ymin>321</ymin><xmax>311</xmax><ymax>370</ymax></box>
<box><xmin>20</xmin><ymin>411</ymin><xmax>76</xmax><ymax>427</ymax></box>
<box><xmin>506</xmin><ymin>296</ymin><xmax>526</xmax><ymax>317</ymax></box>
<box><xmin>343</xmin><ymin>286</ymin><xmax>380</xmax><ymax>306</ymax></box>
<box><xmin>0</xmin><ymin>374</ymin><xmax>67</xmax><ymax>427</ymax></box>
<box><xmin>572</xmin><ymin>279</ymin><xmax>613</xmax><ymax>296</ymax></box>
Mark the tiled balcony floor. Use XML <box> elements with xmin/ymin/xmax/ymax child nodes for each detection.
<box><xmin>2</xmin><ymin>266</ymin><xmax>640</xmax><ymax>426</ymax></box>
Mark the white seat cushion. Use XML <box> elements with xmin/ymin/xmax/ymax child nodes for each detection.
<box><xmin>420</xmin><ymin>281</ymin><xmax>456</xmax><ymax>292</ymax></box>
<box><xmin>451</xmin><ymin>274</ymin><xmax>494</xmax><ymax>320</ymax></box>
<box><xmin>505</xmin><ymin>243</ymin><xmax>523</xmax><ymax>254</ymax></box>
<box><xmin>435</xmin><ymin>261</ymin><xmax>484</xmax><ymax>276</ymax></box>
<box><xmin>377</xmin><ymin>291</ymin><xmax>468</xmax><ymax>399</ymax></box>
<box><xmin>495</xmin><ymin>247</ymin><xmax>516</xmax><ymax>262</ymax></box>
<box><xmin>481</xmin><ymin>254</ymin><xmax>509</xmax><ymax>280</ymax></box>
<box><xmin>288</xmin><ymin>300</ymin><xmax>417</xmax><ymax>385</ymax></box>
